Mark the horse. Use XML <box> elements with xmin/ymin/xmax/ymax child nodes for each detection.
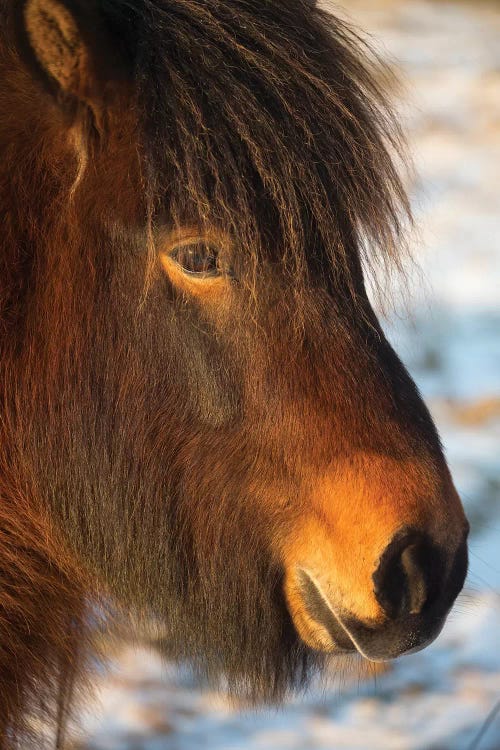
<box><xmin>0</xmin><ymin>0</ymin><xmax>469</xmax><ymax>746</ymax></box>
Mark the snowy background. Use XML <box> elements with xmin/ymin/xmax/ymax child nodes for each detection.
<box><xmin>69</xmin><ymin>2</ymin><xmax>500</xmax><ymax>748</ymax></box>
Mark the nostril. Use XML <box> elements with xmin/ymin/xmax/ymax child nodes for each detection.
<box><xmin>373</xmin><ymin>530</ymin><xmax>444</xmax><ymax>620</ymax></box>
<box><xmin>400</xmin><ymin>544</ymin><xmax>428</xmax><ymax>614</ymax></box>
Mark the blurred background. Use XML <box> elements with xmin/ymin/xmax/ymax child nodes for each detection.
<box><xmin>70</xmin><ymin>1</ymin><xmax>500</xmax><ymax>748</ymax></box>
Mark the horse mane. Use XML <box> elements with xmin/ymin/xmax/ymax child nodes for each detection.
<box><xmin>102</xmin><ymin>0</ymin><xmax>410</xmax><ymax>292</ymax></box>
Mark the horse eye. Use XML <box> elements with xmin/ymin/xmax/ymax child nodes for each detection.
<box><xmin>171</xmin><ymin>242</ymin><xmax>220</xmax><ymax>277</ymax></box>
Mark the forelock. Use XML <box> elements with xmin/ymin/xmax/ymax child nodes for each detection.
<box><xmin>101</xmin><ymin>0</ymin><xmax>411</xmax><ymax>292</ymax></box>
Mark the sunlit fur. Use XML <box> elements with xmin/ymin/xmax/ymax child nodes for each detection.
<box><xmin>0</xmin><ymin>1</ymin><xmax>464</xmax><ymax>747</ymax></box>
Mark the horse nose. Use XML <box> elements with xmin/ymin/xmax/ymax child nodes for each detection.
<box><xmin>372</xmin><ymin>530</ymin><xmax>444</xmax><ymax>620</ymax></box>
<box><xmin>288</xmin><ymin>527</ymin><xmax>469</xmax><ymax>661</ymax></box>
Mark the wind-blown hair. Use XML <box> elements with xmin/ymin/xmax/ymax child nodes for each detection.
<box><xmin>103</xmin><ymin>0</ymin><xmax>410</xmax><ymax>291</ymax></box>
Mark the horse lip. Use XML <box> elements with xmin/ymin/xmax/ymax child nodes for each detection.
<box><xmin>296</xmin><ymin>567</ymin><xmax>447</xmax><ymax>660</ymax></box>
<box><xmin>338</xmin><ymin>611</ymin><xmax>448</xmax><ymax>662</ymax></box>
<box><xmin>296</xmin><ymin>568</ymin><xmax>357</xmax><ymax>653</ymax></box>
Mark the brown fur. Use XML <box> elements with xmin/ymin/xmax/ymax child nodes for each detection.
<box><xmin>0</xmin><ymin>1</ymin><xmax>467</xmax><ymax>747</ymax></box>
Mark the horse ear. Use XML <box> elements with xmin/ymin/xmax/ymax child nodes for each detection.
<box><xmin>20</xmin><ymin>0</ymin><xmax>122</xmax><ymax>106</ymax></box>
<box><xmin>22</xmin><ymin>0</ymin><xmax>89</xmax><ymax>96</ymax></box>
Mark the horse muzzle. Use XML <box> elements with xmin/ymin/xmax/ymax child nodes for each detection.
<box><xmin>285</xmin><ymin>527</ymin><xmax>469</xmax><ymax>661</ymax></box>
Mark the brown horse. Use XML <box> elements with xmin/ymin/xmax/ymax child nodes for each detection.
<box><xmin>0</xmin><ymin>0</ymin><xmax>468</xmax><ymax>746</ymax></box>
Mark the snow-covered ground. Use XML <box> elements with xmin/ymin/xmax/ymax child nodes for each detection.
<box><xmin>70</xmin><ymin>2</ymin><xmax>500</xmax><ymax>748</ymax></box>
